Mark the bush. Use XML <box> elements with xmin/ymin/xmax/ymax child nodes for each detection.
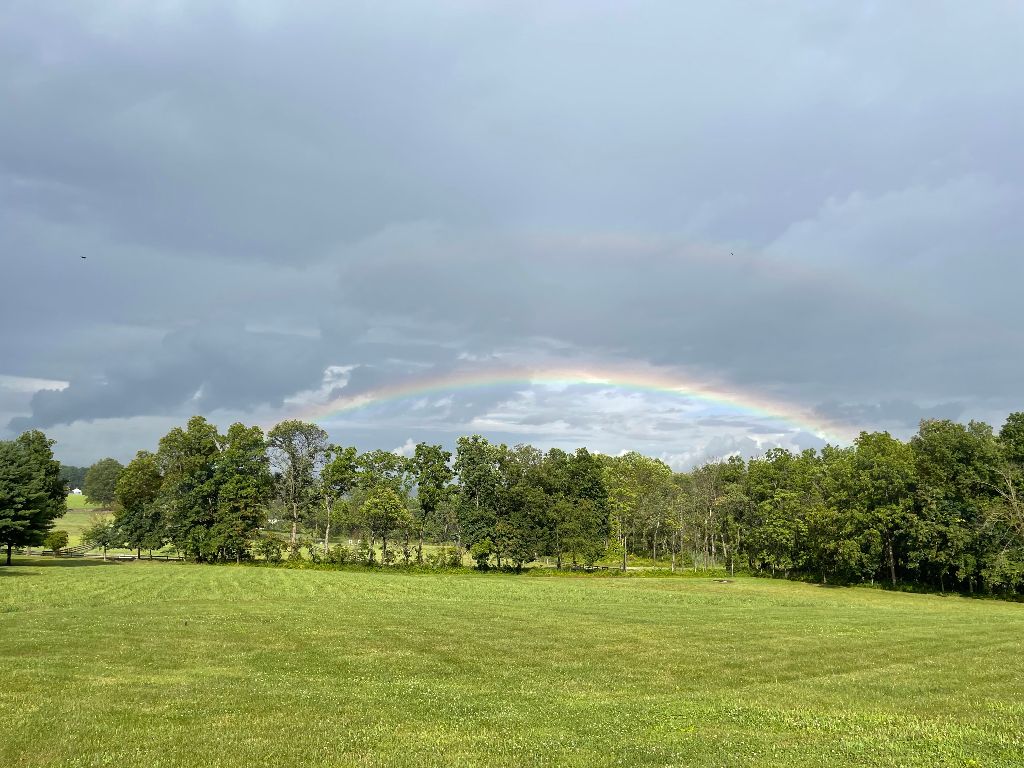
<box><xmin>356</xmin><ymin>538</ymin><xmax>372</xmax><ymax>565</ymax></box>
<box><xmin>254</xmin><ymin>537</ymin><xmax>284</xmax><ymax>563</ymax></box>
<box><xmin>305</xmin><ymin>542</ymin><xmax>322</xmax><ymax>564</ymax></box>
<box><xmin>426</xmin><ymin>549</ymin><xmax>446</xmax><ymax>569</ymax></box>
<box><xmin>329</xmin><ymin>544</ymin><xmax>351</xmax><ymax>565</ymax></box>
<box><xmin>44</xmin><ymin>529</ymin><xmax>69</xmax><ymax>555</ymax></box>
<box><xmin>469</xmin><ymin>538</ymin><xmax>493</xmax><ymax>570</ymax></box>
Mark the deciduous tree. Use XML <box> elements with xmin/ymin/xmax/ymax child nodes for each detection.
<box><xmin>83</xmin><ymin>458</ymin><xmax>124</xmax><ymax>507</ymax></box>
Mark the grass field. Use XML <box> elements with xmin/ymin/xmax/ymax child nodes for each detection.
<box><xmin>52</xmin><ymin>509</ymin><xmax>110</xmax><ymax>546</ymax></box>
<box><xmin>51</xmin><ymin>495</ymin><xmax>108</xmax><ymax>547</ymax></box>
<box><xmin>2</xmin><ymin>561</ymin><xmax>1023</xmax><ymax>767</ymax></box>
<box><xmin>63</xmin><ymin>494</ymin><xmax>99</xmax><ymax>510</ymax></box>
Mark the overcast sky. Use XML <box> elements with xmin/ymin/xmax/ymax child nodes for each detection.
<box><xmin>2</xmin><ymin>1</ymin><xmax>1022</xmax><ymax>468</ymax></box>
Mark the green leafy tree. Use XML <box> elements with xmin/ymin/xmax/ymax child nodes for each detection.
<box><xmin>848</xmin><ymin>432</ymin><xmax>917</xmax><ymax>586</ymax></box>
<box><xmin>0</xmin><ymin>431</ymin><xmax>66</xmax><ymax>565</ymax></box>
<box><xmin>542</xmin><ymin>448</ymin><xmax>608</xmax><ymax>568</ymax></box>
<box><xmin>744</xmin><ymin>449</ymin><xmax>818</xmax><ymax>577</ymax></box>
<box><xmin>910</xmin><ymin>419</ymin><xmax>998</xmax><ymax>592</ymax></box>
<box><xmin>81</xmin><ymin>517</ymin><xmax>120</xmax><ymax>560</ymax></box>
<box><xmin>361</xmin><ymin>485</ymin><xmax>410</xmax><ymax>565</ymax></box>
<box><xmin>320</xmin><ymin>445</ymin><xmax>359</xmax><ymax>550</ymax></box>
<box><xmin>212</xmin><ymin>424</ymin><xmax>272</xmax><ymax>562</ymax></box>
<box><xmin>114</xmin><ymin>451</ymin><xmax>165</xmax><ymax>558</ymax></box>
<box><xmin>158</xmin><ymin>416</ymin><xmax>223</xmax><ymax>560</ymax></box>
<box><xmin>267</xmin><ymin>420</ymin><xmax>329</xmax><ymax>549</ymax></box>
<box><xmin>454</xmin><ymin>435</ymin><xmax>501</xmax><ymax>553</ymax></box>
<box><xmin>83</xmin><ymin>458</ymin><xmax>124</xmax><ymax>507</ymax></box>
<box><xmin>981</xmin><ymin>413</ymin><xmax>1024</xmax><ymax>589</ymax></box>
<box><xmin>413</xmin><ymin>442</ymin><xmax>453</xmax><ymax>562</ymax></box>
<box><xmin>605</xmin><ymin>452</ymin><xmax>674</xmax><ymax>571</ymax></box>
<box><xmin>357</xmin><ymin>449</ymin><xmax>414</xmax><ymax>494</ymax></box>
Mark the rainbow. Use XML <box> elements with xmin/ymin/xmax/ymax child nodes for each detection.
<box><xmin>290</xmin><ymin>364</ymin><xmax>855</xmax><ymax>443</ymax></box>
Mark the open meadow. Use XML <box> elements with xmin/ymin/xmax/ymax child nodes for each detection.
<box><xmin>2</xmin><ymin>561</ymin><xmax>1023</xmax><ymax>767</ymax></box>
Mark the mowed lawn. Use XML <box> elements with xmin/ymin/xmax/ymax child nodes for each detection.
<box><xmin>2</xmin><ymin>562</ymin><xmax>1023</xmax><ymax>767</ymax></box>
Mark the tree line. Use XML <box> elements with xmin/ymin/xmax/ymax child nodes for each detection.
<box><xmin>3</xmin><ymin>412</ymin><xmax>1024</xmax><ymax>594</ymax></box>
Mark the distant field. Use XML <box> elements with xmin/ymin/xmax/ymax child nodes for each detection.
<box><xmin>53</xmin><ymin>507</ymin><xmax>110</xmax><ymax>546</ymax></box>
<box><xmin>63</xmin><ymin>494</ymin><xmax>100</xmax><ymax>510</ymax></box>
<box><xmin>2</xmin><ymin>561</ymin><xmax>1022</xmax><ymax>767</ymax></box>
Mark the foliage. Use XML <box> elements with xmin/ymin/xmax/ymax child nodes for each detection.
<box><xmin>267</xmin><ymin>420</ymin><xmax>330</xmax><ymax>548</ymax></box>
<box><xmin>83</xmin><ymin>457</ymin><xmax>124</xmax><ymax>506</ymax></box>
<box><xmin>58</xmin><ymin>464</ymin><xmax>87</xmax><ymax>491</ymax></box>
<box><xmin>81</xmin><ymin>517</ymin><xmax>120</xmax><ymax>559</ymax></box>
<box><xmin>114</xmin><ymin>450</ymin><xmax>164</xmax><ymax>554</ymax></box>
<box><xmin>469</xmin><ymin>537</ymin><xmax>493</xmax><ymax>569</ymax></box>
<box><xmin>44</xmin><ymin>529</ymin><xmax>69</xmax><ymax>554</ymax></box>
<box><xmin>21</xmin><ymin>409</ymin><xmax>1024</xmax><ymax>595</ymax></box>
<box><xmin>361</xmin><ymin>485</ymin><xmax>411</xmax><ymax>563</ymax></box>
<box><xmin>0</xmin><ymin>430</ymin><xmax>66</xmax><ymax>564</ymax></box>
<box><xmin>253</xmin><ymin>536</ymin><xmax>284</xmax><ymax>563</ymax></box>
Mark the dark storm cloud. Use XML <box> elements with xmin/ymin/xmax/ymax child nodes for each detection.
<box><xmin>2</xmin><ymin>1</ymin><xmax>1023</xmax><ymax>462</ymax></box>
<box><xmin>10</xmin><ymin>323</ymin><xmax>328</xmax><ymax>430</ymax></box>
<box><xmin>814</xmin><ymin>400</ymin><xmax>966</xmax><ymax>430</ymax></box>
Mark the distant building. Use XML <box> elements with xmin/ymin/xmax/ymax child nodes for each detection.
<box><xmin>71</xmin><ymin>488</ymin><xmax>83</xmax><ymax>495</ymax></box>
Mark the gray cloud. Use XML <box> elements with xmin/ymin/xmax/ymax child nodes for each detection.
<box><xmin>2</xmin><ymin>1</ymin><xmax>1023</xmax><ymax>465</ymax></box>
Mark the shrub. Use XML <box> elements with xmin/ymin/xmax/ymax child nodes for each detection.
<box><xmin>329</xmin><ymin>545</ymin><xmax>351</xmax><ymax>565</ymax></box>
<box><xmin>448</xmin><ymin>547</ymin><xmax>464</xmax><ymax>568</ymax></box>
<box><xmin>254</xmin><ymin>537</ymin><xmax>284</xmax><ymax>563</ymax></box>
<box><xmin>356</xmin><ymin>538</ymin><xmax>372</xmax><ymax>565</ymax></box>
<box><xmin>469</xmin><ymin>538</ymin><xmax>493</xmax><ymax>570</ymax></box>
<box><xmin>304</xmin><ymin>542</ymin><xmax>322</xmax><ymax>564</ymax></box>
<box><xmin>44</xmin><ymin>529</ymin><xmax>69</xmax><ymax>555</ymax></box>
<box><xmin>426</xmin><ymin>549</ymin><xmax>445</xmax><ymax>569</ymax></box>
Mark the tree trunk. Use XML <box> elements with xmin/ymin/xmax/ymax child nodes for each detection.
<box><xmin>5</xmin><ymin>543</ymin><xmax>11</xmax><ymax>565</ymax></box>
<box><xmin>102</xmin><ymin>545</ymin><xmax>107</xmax><ymax>561</ymax></box>
<box><xmin>290</xmin><ymin>503</ymin><xmax>298</xmax><ymax>548</ymax></box>
<box><xmin>417</xmin><ymin>529</ymin><xmax>424</xmax><ymax>564</ymax></box>
<box><xmin>887</xmin><ymin>538</ymin><xmax>896</xmax><ymax>587</ymax></box>
<box><xmin>137</xmin><ymin>547</ymin><xmax>141</xmax><ymax>560</ymax></box>
<box><xmin>323</xmin><ymin>503</ymin><xmax>331</xmax><ymax>552</ymax></box>
<box><xmin>621</xmin><ymin>534</ymin><xmax>628</xmax><ymax>571</ymax></box>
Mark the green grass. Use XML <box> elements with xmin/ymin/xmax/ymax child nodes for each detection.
<box><xmin>63</xmin><ymin>494</ymin><xmax>100</xmax><ymax>511</ymax></box>
<box><xmin>51</xmin><ymin>508</ymin><xmax>110</xmax><ymax>545</ymax></box>
<box><xmin>2</xmin><ymin>561</ymin><xmax>1023</xmax><ymax>767</ymax></box>
<box><xmin>50</xmin><ymin>495</ymin><xmax>108</xmax><ymax>547</ymax></box>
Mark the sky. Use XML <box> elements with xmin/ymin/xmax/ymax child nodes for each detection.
<box><xmin>2</xmin><ymin>1</ymin><xmax>1023</xmax><ymax>469</ymax></box>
